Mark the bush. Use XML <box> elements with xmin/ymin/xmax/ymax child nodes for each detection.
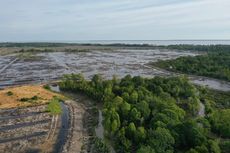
<box><xmin>43</xmin><ymin>84</ymin><xmax>51</xmax><ymax>90</ymax></box>
<box><xmin>19</xmin><ymin>95</ymin><xmax>40</xmax><ymax>103</ymax></box>
<box><xmin>20</xmin><ymin>97</ymin><xmax>29</xmax><ymax>102</ymax></box>
<box><xmin>31</xmin><ymin>95</ymin><xmax>38</xmax><ymax>100</ymax></box>
<box><xmin>6</xmin><ymin>91</ymin><xmax>13</xmax><ymax>96</ymax></box>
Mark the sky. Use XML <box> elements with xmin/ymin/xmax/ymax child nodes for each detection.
<box><xmin>0</xmin><ymin>0</ymin><xmax>230</xmax><ymax>42</ymax></box>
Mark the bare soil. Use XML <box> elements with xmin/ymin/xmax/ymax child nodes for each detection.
<box><xmin>0</xmin><ymin>85</ymin><xmax>63</xmax><ymax>109</ymax></box>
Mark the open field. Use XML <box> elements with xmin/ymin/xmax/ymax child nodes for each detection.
<box><xmin>0</xmin><ymin>85</ymin><xmax>63</xmax><ymax>109</ymax></box>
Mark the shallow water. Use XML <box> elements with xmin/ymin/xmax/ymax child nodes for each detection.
<box><xmin>95</xmin><ymin>110</ymin><xmax>104</xmax><ymax>139</ymax></box>
<box><xmin>50</xmin><ymin>84</ymin><xmax>60</xmax><ymax>92</ymax></box>
<box><xmin>191</xmin><ymin>77</ymin><xmax>230</xmax><ymax>92</ymax></box>
<box><xmin>53</xmin><ymin>102</ymin><xmax>70</xmax><ymax>153</ymax></box>
<box><xmin>198</xmin><ymin>102</ymin><xmax>205</xmax><ymax>117</ymax></box>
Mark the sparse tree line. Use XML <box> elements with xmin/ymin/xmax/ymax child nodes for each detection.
<box><xmin>59</xmin><ymin>74</ymin><xmax>230</xmax><ymax>153</ymax></box>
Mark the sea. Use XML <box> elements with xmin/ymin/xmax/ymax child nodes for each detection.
<box><xmin>66</xmin><ymin>40</ymin><xmax>230</xmax><ymax>46</ymax></box>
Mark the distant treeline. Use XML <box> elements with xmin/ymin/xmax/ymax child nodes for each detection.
<box><xmin>0</xmin><ymin>42</ymin><xmax>77</xmax><ymax>47</ymax></box>
<box><xmin>1</xmin><ymin>42</ymin><xmax>230</xmax><ymax>52</ymax></box>
<box><xmin>166</xmin><ymin>45</ymin><xmax>230</xmax><ymax>52</ymax></box>
<box><xmin>153</xmin><ymin>51</ymin><xmax>230</xmax><ymax>81</ymax></box>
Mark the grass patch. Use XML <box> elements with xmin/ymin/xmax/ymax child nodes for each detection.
<box><xmin>46</xmin><ymin>98</ymin><xmax>62</xmax><ymax>115</ymax></box>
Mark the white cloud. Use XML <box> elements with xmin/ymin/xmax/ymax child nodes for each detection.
<box><xmin>0</xmin><ymin>0</ymin><xmax>229</xmax><ymax>41</ymax></box>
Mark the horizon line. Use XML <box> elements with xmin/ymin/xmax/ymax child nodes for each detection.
<box><xmin>1</xmin><ymin>39</ymin><xmax>230</xmax><ymax>43</ymax></box>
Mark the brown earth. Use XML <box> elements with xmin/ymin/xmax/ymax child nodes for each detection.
<box><xmin>0</xmin><ymin>85</ymin><xmax>63</xmax><ymax>109</ymax></box>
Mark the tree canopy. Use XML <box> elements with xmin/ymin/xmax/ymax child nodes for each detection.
<box><xmin>59</xmin><ymin>74</ymin><xmax>228</xmax><ymax>153</ymax></box>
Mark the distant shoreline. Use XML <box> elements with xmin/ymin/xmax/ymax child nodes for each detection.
<box><xmin>1</xmin><ymin>40</ymin><xmax>230</xmax><ymax>46</ymax></box>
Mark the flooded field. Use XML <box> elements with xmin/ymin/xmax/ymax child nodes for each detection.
<box><xmin>0</xmin><ymin>49</ymin><xmax>229</xmax><ymax>91</ymax></box>
<box><xmin>0</xmin><ymin>50</ymin><xmax>230</xmax><ymax>91</ymax></box>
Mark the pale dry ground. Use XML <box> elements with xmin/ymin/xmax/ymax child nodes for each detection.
<box><xmin>63</xmin><ymin>100</ymin><xmax>86</xmax><ymax>153</ymax></box>
<box><xmin>0</xmin><ymin>85</ymin><xmax>63</xmax><ymax>109</ymax></box>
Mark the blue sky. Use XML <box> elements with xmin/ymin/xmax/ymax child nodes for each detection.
<box><xmin>0</xmin><ymin>0</ymin><xmax>230</xmax><ymax>41</ymax></box>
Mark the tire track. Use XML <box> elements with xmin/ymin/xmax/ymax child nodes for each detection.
<box><xmin>0</xmin><ymin>131</ymin><xmax>47</xmax><ymax>144</ymax></box>
<box><xmin>46</xmin><ymin>115</ymin><xmax>55</xmax><ymax>140</ymax></box>
<box><xmin>0</xmin><ymin>119</ymin><xmax>51</xmax><ymax>131</ymax></box>
<box><xmin>0</xmin><ymin>58</ymin><xmax>18</xmax><ymax>74</ymax></box>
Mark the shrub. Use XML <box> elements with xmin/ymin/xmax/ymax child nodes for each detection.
<box><xmin>20</xmin><ymin>97</ymin><xmax>29</xmax><ymax>102</ymax></box>
<box><xmin>43</xmin><ymin>85</ymin><xmax>51</xmax><ymax>90</ymax></box>
<box><xmin>6</xmin><ymin>91</ymin><xmax>13</xmax><ymax>96</ymax></box>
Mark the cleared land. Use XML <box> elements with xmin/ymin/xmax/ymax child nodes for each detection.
<box><xmin>0</xmin><ymin>85</ymin><xmax>63</xmax><ymax>109</ymax></box>
<box><xmin>0</xmin><ymin>84</ymin><xmax>98</xmax><ymax>153</ymax></box>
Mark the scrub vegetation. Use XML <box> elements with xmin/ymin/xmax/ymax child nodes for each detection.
<box><xmin>59</xmin><ymin>74</ymin><xmax>230</xmax><ymax>153</ymax></box>
<box><xmin>6</xmin><ymin>91</ymin><xmax>13</xmax><ymax>96</ymax></box>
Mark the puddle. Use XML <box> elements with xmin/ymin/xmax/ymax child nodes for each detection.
<box><xmin>198</xmin><ymin>102</ymin><xmax>205</xmax><ymax>117</ymax></box>
<box><xmin>50</xmin><ymin>84</ymin><xmax>60</xmax><ymax>92</ymax></box>
<box><xmin>95</xmin><ymin>110</ymin><xmax>104</xmax><ymax>139</ymax></box>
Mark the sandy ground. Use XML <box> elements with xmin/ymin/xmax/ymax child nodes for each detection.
<box><xmin>0</xmin><ymin>85</ymin><xmax>63</xmax><ymax>109</ymax></box>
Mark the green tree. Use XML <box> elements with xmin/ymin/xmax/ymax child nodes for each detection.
<box><xmin>119</xmin><ymin>101</ymin><xmax>131</xmax><ymax>118</ymax></box>
<box><xmin>135</xmin><ymin>127</ymin><xmax>147</xmax><ymax>144</ymax></box>
<box><xmin>116</xmin><ymin>127</ymin><xmax>132</xmax><ymax>153</ymax></box>
<box><xmin>209</xmin><ymin>109</ymin><xmax>230</xmax><ymax>138</ymax></box>
<box><xmin>130</xmin><ymin>91</ymin><xmax>138</xmax><ymax>103</ymax></box>
<box><xmin>136</xmin><ymin>100</ymin><xmax>151</xmax><ymax>119</ymax></box>
<box><xmin>137</xmin><ymin>145</ymin><xmax>155</xmax><ymax>153</ymax></box>
<box><xmin>175</xmin><ymin>120</ymin><xmax>206</xmax><ymax>148</ymax></box>
<box><xmin>129</xmin><ymin>108</ymin><xmax>141</xmax><ymax>123</ymax></box>
<box><xmin>148</xmin><ymin>127</ymin><xmax>175</xmax><ymax>153</ymax></box>
<box><xmin>127</xmin><ymin>122</ymin><xmax>136</xmax><ymax>138</ymax></box>
<box><xmin>207</xmin><ymin>140</ymin><xmax>221</xmax><ymax>153</ymax></box>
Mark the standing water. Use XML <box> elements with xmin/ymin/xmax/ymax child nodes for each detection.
<box><xmin>95</xmin><ymin>110</ymin><xmax>116</xmax><ymax>153</ymax></box>
<box><xmin>53</xmin><ymin>102</ymin><xmax>70</xmax><ymax>153</ymax></box>
<box><xmin>95</xmin><ymin>110</ymin><xmax>104</xmax><ymax>139</ymax></box>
